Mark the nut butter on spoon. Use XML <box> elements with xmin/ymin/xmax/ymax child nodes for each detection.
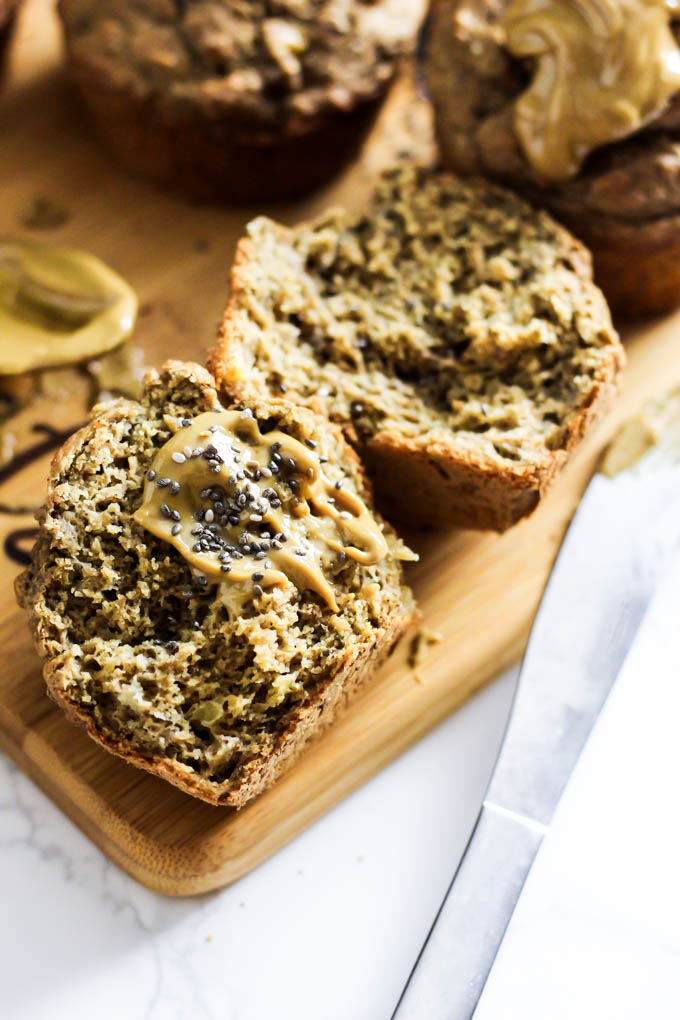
<box><xmin>0</xmin><ymin>239</ymin><xmax>137</xmax><ymax>375</ymax></box>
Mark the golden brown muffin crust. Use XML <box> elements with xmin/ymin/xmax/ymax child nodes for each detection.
<box><xmin>59</xmin><ymin>0</ymin><xmax>422</xmax><ymax>137</ymax></box>
<box><xmin>57</xmin><ymin>1</ymin><xmax>424</xmax><ymax>201</ymax></box>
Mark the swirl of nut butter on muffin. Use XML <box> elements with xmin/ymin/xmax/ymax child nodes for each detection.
<box><xmin>502</xmin><ymin>0</ymin><xmax>680</xmax><ymax>180</ymax></box>
<box><xmin>133</xmin><ymin>408</ymin><xmax>390</xmax><ymax>613</ymax></box>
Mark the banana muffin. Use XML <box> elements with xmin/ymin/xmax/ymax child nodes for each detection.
<box><xmin>211</xmin><ymin>166</ymin><xmax>624</xmax><ymax>531</ymax></box>
<box><xmin>424</xmin><ymin>0</ymin><xmax>680</xmax><ymax>317</ymax></box>
<box><xmin>57</xmin><ymin>0</ymin><xmax>424</xmax><ymax>203</ymax></box>
<box><xmin>16</xmin><ymin>361</ymin><xmax>415</xmax><ymax>807</ymax></box>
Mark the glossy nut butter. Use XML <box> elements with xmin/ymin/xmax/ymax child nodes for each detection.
<box><xmin>503</xmin><ymin>0</ymin><xmax>680</xmax><ymax>179</ymax></box>
<box><xmin>133</xmin><ymin>410</ymin><xmax>389</xmax><ymax>611</ymax></box>
<box><xmin>0</xmin><ymin>239</ymin><xmax>137</xmax><ymax>374</ymax></box>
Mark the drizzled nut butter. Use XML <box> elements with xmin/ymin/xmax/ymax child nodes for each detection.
<box><xmin>502</xmin><ymin>0</ymin><xmax>680</xmax><ymax>180</ymax></box>
<box><xmin>133</xmin><ymin>408</ymin><xmax>390</xmax><ymax>612</ymax></box>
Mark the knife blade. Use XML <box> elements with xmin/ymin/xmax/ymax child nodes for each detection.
<box><xmin>392</xmin><ymin>424</ymin><xmax>680</xmax><ymax>1020</ymax></box>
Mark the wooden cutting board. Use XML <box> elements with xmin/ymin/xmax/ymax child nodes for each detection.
<box><xmin>1</xmin><ymin>0</ymin><xmax>679</xmax><ymax>895</ymax></box>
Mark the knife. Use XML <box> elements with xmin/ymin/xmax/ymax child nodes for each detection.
<box><xmin>392</xmin><ymin>417</ymin><xmax>680</xmax><ymax>1020</ymax></box>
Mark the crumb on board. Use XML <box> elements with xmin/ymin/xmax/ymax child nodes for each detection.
<box><xmin>20</xmin><ymin>196</ymin><xmax>70</xmax><ymax>230</ymax></box>
<box><xmin>408</xmin><ymin>627</ymin><xmax>443</xmax><ymax>674</ymax></box>
<box><xmin>88</xmin><ymin>342</ymin><xmax>147</xmax><ymax>401</ymax></box>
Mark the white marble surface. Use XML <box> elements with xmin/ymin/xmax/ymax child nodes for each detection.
<box><xmin>0</xmin><ymin>665</ymin><xmax>516</xmax><ymax>1020</ymax></box>
<box><xmin>476</xmin><ymin>563</ymin><xmax>680</xmax><ymax>1020</ymax></box>
<box><xmin>3</xmin><ymin>570</ymin><xmax>679</xmax><ymax>1020</ymax></box>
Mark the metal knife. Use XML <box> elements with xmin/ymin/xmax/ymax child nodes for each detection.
<box><xmin>392</xmin><ymin>421</ymin><xmax>680</xmax><ymax>1020</ymax></box>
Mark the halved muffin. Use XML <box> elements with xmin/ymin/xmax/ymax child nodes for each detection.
<box><xmin>211</xmin><ymin>166</ymin><xmax>624</xmax><ymax>530</ymax></box>
<box><xmin>16</xmin><ymin>361</ymin><xmax>414</xmax><ymax>806</ymax></box>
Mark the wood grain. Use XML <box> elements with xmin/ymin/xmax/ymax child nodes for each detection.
<box><xmin>1</xmin><ymin>0</ymin><xmax>679</xmax><ymax>895</ymax></box>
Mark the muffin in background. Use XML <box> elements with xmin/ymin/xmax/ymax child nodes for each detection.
<box><xmin>424</xmin><ymin>0</ymin><xmax>680</xmax><ymax>318</ymax></box>
<box><xmin>58</xmin><ymin>0</ymin><xmax>424</xmax><ymax>204</ymax></box>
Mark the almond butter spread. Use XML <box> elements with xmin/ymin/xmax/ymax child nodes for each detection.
<box><xmin>133</xmin><ymin>409</ymin><xmax>389</xmax><ymax>612</ymax></box>
<box><xmin>0</xmin><ymin>239</ymin><xmax>137</xmax><ymax>374</ymax></box>
<box><xmin>502</xmin><ymin>0</ymin><xmax>680</xmax><ymax>180</ymax></box>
